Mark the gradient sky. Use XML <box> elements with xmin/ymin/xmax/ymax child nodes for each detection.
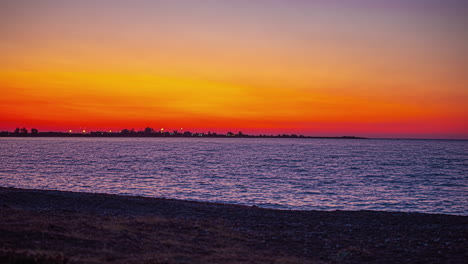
<box><xmin>1</xmin><ymin>0</ymin><xmax>467</xmax><ymax>138</ymax></box>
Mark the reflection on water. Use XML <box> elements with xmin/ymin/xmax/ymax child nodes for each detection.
<box><xmin>1</xmin><ymin>137</ymin><xmax>467</xmax><ymax>215</ymax></box>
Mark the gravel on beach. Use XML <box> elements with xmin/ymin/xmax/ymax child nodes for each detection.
<box><xmin>0</xmin><ymin>187</ymin><xmax>466</xmax><ymax>263</ymax></box>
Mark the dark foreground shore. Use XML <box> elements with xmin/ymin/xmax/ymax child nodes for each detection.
<box><xmin>0</xmin><ymin>188</ymin><xmax>466</xmax><ymax>264</ymax></box>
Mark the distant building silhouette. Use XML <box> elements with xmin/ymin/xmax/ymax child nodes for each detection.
<box><xmin>1</xmin><ymin>127</ymin><xmax>364</xmax><ymax>139</ymax></box>
<box><xmin>144</xmin><ymin>127</ymin><xmax>154</xmax><ymax>134</ymax></box>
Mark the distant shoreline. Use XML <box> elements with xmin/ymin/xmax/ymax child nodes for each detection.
<box><xmin>0</xmin><ymin>131</ymin><xmax>366</xmax><ymax>139</ymax></box>
<box><xmin>0</xmin><ymin>187</ymin><xmax>466</xmax><ymax>263</ymax></box>
<box><xmin>2</xmin><ymin>134</ymin><xmax>468</xmax><ymax>140</ymax></box>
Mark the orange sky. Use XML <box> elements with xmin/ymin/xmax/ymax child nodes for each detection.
<box><xmin>1</xmin><ymin>0</ymin><xmax>467</xmax><ymax>138</ymax></box>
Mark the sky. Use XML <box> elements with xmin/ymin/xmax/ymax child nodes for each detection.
<box><xmin>0</xmin><ymin>0</ymin><xmax>467</xmax><ymax>138</ymax></box>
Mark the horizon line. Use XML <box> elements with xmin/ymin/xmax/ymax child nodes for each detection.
<box><xmin>1</xmin><ymin>128</ymin><xmax>467</xmax><ymax>141</ymax></box>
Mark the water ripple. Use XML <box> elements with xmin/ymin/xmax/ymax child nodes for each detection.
<box><xmin>0</xmin><ymin>137</ymin><xmax>467</xmax><ymax>215</ymax></box>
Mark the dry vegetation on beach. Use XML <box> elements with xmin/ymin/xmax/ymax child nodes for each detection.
<box><xmin>0</xmin><ymin>187</ymin><xmax>466</xmax><ymax>264</ymax></box>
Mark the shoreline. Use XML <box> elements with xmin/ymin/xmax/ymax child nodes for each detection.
<box><xmin>1</xmin><ymin>187</ymin><xmax>466</xmax><ymax>263</ymax></box>
<box><xmin>2</xmin><ymin>135</ymin><xmax>467</xmax><ymax>141</ymax></box>
<box><xmin>1</xmin><ymin>186</ymin><xmax>465</xmax><ymax>216</ymax></box>
<box><xmin>0</xmin><ymin>134</ymin><xmax>366</xmax><ymax>139</ymax></box>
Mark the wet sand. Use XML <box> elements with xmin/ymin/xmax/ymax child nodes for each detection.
<box><xmin>0</xmin><ymin>187</ymin><xmax>466</xmax><ymax>263</ymax></box>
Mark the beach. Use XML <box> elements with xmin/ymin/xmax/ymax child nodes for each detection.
<box><xmin>0</xmin><ymin>187</ymin><xmax>466</xmax><ymax>263</ymax></box>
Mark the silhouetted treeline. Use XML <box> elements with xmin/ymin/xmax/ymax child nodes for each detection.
<box><xmin>0</xmin><ymin>127</ymin><xmax>365</xmax><ymax>139</ymax></box>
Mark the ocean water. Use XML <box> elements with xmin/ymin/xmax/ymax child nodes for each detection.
<box><xmin>0</xmin><ymin>137</ymin><xmax>467</xmax><ymax>215</ymax></box>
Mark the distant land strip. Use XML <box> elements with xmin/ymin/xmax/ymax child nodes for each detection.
<box><xmin>0</xmin><ymin>128</ymin><xmax>365</xmax><ymax>139</ymax></box>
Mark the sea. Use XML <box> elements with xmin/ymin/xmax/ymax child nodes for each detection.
<box><xmin>0</xmin><ymin>137</ymin><xmax>466</xmax><ymax>215</ymax></box>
